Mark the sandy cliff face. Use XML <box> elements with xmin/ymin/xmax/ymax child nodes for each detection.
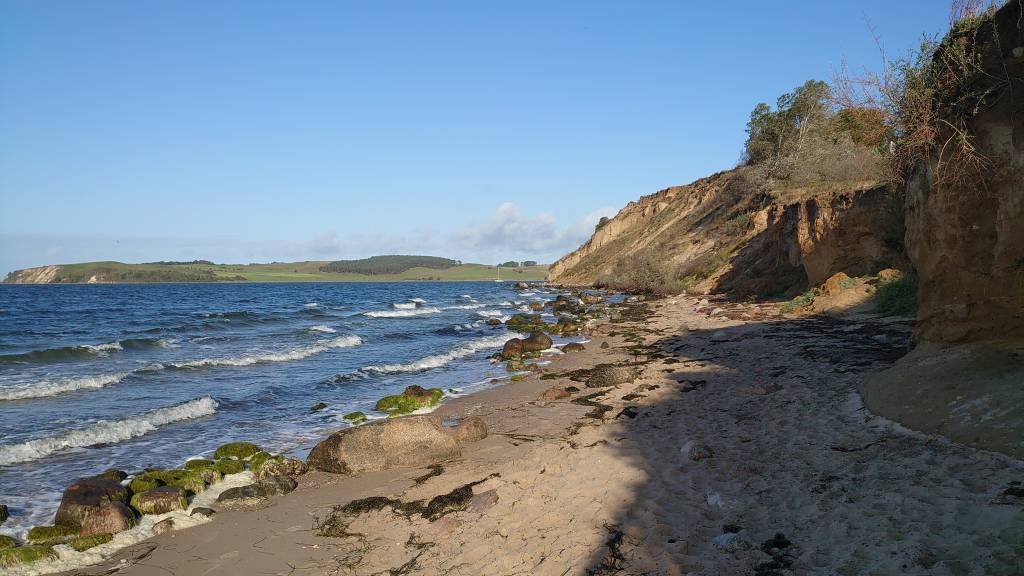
<box><xmin>904</xmin><ymin>2</ymin><xmax>1024</xmax><ymax>344</ymax></box>
<box><xmin>550</xmin><ymin>168</ymin><xmax>905</xmax><ymax>297</ymax></box>
<box><xmin>3</xmin><ymin>265</ymin><xmax>64</xmax><ymax>284</ymax></box>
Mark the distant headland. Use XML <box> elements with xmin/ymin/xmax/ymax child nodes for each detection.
<box><xmin>2</xmin><ymin>255</ymin><xmax>549</xmax><ymax>284</ymax></box>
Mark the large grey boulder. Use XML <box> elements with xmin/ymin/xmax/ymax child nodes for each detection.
<box><xmin>54</xmin><ymin>477</ymin><xmax>129</xmax><ymax>528</ymax></box>
<box><xmin>307</xmin><ymin>415</ymin><xmax>461</xmax><ymax>475</ymax></box>
<box><xmin>586</xmin><ymin>365</ymin><xmax>636</xmax><ymax>388</ymax></box>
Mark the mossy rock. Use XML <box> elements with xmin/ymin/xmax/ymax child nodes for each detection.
<box><xmin>510</xmin><ymin>374</ymin><xmax>525</xmax><ymax>382</ymax></box>
<box><xmin>213</xmin><ymin>441</ymin><xmax>262</xmax><ymax>460</ymax></box>
<box><xmin>506</xmin><ymin>359</ymin><xmax>525</xmax><ymax>372</ymax></box>
<box><xmin>184</xmin><ymin>459</ymin><xmax>215</xmax><ymax>470</ymax></box>
<box><xmin>97</xmin><ymin>469</ymin><xmax>127</xmax><ymax>481</ymax></box>
<box><xmin>0</xmin><ymin>545</ymin><xmax>57</xmax><ymax>568</ymax></box>
<box><xmin>127</xmin><ymin>475</ymin><xmax>163</xmax><ymax>494</ymax></box>
<box><xmin>0</xmin><ymin>535</ymin><xmax>16</xmax><ymax>550</ymax></box>
<box><xmin>374</xmin><ymin>386</ymin><xmax>444</xmax><ymax>416</ymax></box>
<box><xmin>129</xmin><ymin>487</ymin><xmax>188</xmax><ymax>515</ymax></box>
<box><xmin>214</xmin><ymin>459</ymin><xmax>246</xmax><ymax>475</ymax></box>
<box><xmin>67</xmin><ymin>533</ymin><xmax>113</xmax><ymax>552</ymax></box>
<box><xmin>27</xmin><ymin>524</ymin><xmax>79</xmax><ymax>545</ymax></box>
<box><xmin>343</xmin><ymin>411</ymin><xmax>367</xmax><ymax>424</ymax></box>
<box><xmin>249</xmin><ymin>452</ymin><xmax>284</xmax><ymax>476</ymax></box>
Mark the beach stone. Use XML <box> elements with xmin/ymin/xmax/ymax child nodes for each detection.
<box><xmin>445</xmin><ymin>417</ymin><xmax>487</xmax><ymax>443</ymax></box>
<box><xmin>213</xmin><ymin>441</ymin><xmax>262</xmax><ymax>460</ymax></box>
<box><xmin>486</xmin><ymin>318</ymin><xmax>502</xmax><ymax>326</ymax></box>
<box><xmin>561</xmin><ymin>342</ymin><xmax>586</xmax><ymax>353</ymax></box>
<box><xmin>601</xmin><ymin>341</ymin><xmax>610</xmax><ymax>349</ymax></box>
<box><xmin>501</xmin><ymin>338</ymin><xmax>525</xmax><ymax>359</ymax></box>
<box><xmin>0</xmin><ymin>534</ymin><xmax>14</xmax><ymax>549</ymax></box>
<box><xmin>556</xmin><ymin>318</ymin><xmax>582</xmax><ymax>334</ymax></box>
<box><xmin>190</xmin><ymin>507</ymin><xmax>216</xmax><ymax>518</ymax></box>
<box><xmin>307</xmin><ymin>415</ymin><xmax>460</xmax><ymax>475</ymax></box>
<box><xmin>586</xmin><ymin>365</ymin><xmax>636</xmax><ymax>388</ymax></box>
<box><xmin>80</xmin><ymin>502</ymin><xmax>135</xmax><ymax>537</ymax></box>
<box><xmin>310</xmin><ymin>402</ymin><xmax>328</xmax><ymax>412</ymax></box>
<box><xmin>216</xmin><ymin>476</ymin><xmax>297</xmax><ymax>507</ymax></box>
<box><xmin>539</xmin><ymin>387</ymin><xmax>571</xmax><ymax>401</ymax></box>
<box><xmin>521</xmin><ymin>331</ymin><xmax>552</xmax><ymax>353</ymax></box>
<box><xmin>0</xmin><ymin>504</ymin><xmax>7</xmax><ymax>523</ymax></box>
<box><xmin>255</xmin><ymin>457</ymin><xmax>307</xmax><ymax>480</ymax></box>
<box><xmin>526</xmin><ymin>363</ymin><xmax>544</xmax><ymax>373</ymax></box>
<box><xmin>152</xmin><ymin>518</ymin><xmax>175</xmax><ymax>536</ymax></box>
<box><xmin>130</xmin><ymin>486</ymin><xmax>188</xmax><ymax>515</ymax></box>
<box><xmin>97</xmin><ymin>469</ymin><xmax>127</xmax><ymax>481</ymax></box>
<box><xmin>428</xmin><ymin>516</ymin><xmax>462</xmax><ymax>538</ymax></box>
<box><xmin>54</xmin><ymin>476</ymin><xmax>130</xmax><ymax>528</ymax></box>
<box><xmin>514</xmin><ymin>282</ymin><xmax>529</xmax><ymax>290</ymax></box>
<box><xmin>469</xmin><ymin>489</ymin><xmax>499</xmax><ymax>513</ymax></box>
<box><xmin>529</xmin><ymin>302</ymin><xmax>545</xmax><ymax>311</ymax></box>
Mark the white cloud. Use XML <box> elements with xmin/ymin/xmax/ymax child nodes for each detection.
<box><xmin>449</xmin><ymin>202</ymin><xmax>616</xmax><ymax>261</ymax></box>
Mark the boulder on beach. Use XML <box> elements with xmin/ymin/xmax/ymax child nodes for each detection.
<box><xmin>521</xmin><ymin>331</ymin><xmax>552</xmax><ymax>353</ymax></box>
<box><xmin>216</xmin><ymin>476</ymin><xmax>297</xmax><ymax>507</ymax></box>
<box><xmin>81</xmin><ymin>502</ymin><xmax>136</xmax><ymax>537</ymax></box>
<box><xmin>501</xmin><ymin>338</ymin><xmax>525</xmax><ymax>359</ymax></box>
<box><xmin>581</xmin><ymin>294</ymin><xmax>605</xmax><ymax>305</ymax></box>
<box><xmin>54</xmin><ymin>476</ymin><xmax>129</xmax><ymax>528</ymax></box>
<box><xmin>505</xmin><ymin>314</ymin><xmax>544</xmax><ymax>332</ymax></box>
<box><xmin>130</xmin><ymin>486</ymin><xmax>188</xmax><ymax>515</ymax></box>
<box><xmin>0</xmin><ymin>535</ymin><xmax>14</xmax><ymax>549</ymax></box>
<box><xmin>152</xmin><ymin>518</ymin><xmax>175</xmax><ymax>535</ymax></box>
<box><xmin>67</xmin><ymin>533</ymin><xmax>113</xmax><ymax>552</ymax></box>
<box><xmin>486</xmin><ymin>318</ymin><xmax>502</xmax><ymax>326</ymax></box>
<box><xmin>586</xmin><ymin>365</ymin><xmax>636</xmax><ymax>388</ymax></box>
<box><xmin>343</xmin><ymin>411</ymin><xmax>367</xmax><ymax>424</ymax></box>
<box><xmin>514</xmin><ymin>282</ymin><xmax>530</xmax><ymax>289</ymax></box>
<box><xmin>375</xmin><ymin>385</ymin><xmax>444</xmax><ymax>416</ymax></box>
<box><xmin>561</xmin><ymin>342</ymin><xmax>585</xmax><ymax>353</ymax></box>
<box><xmin>0</xmin><ymin>503</ymin><xmax>7</xmax><ymax>524</ymax></box>
<box><xmin>556</xmin><ymin>317</ymin><xmax>582</xmax><ymax>334</ymax></box>
<box><xmin>306</xmin><ymin>415</ymin><xmax>460</xmax><ymax>475</ymax></box>
<box><xmin>255</xmin><ymin>457</ymin><xmax>307</xmax><ymax>480</ymax></box>
<box><xmin>444</xmin><ymin>417</ymin><xmax>488</xmax><ymax>443</ymax></box>
<box><xmin>27</xmin><ymin>524</ymin><xmax>79</xmax><ymax>545</ymax></box>
<box><xmin>823</xmin><ymin>272</ymin><xmax>852</xmax><ymax>296</ymax></box>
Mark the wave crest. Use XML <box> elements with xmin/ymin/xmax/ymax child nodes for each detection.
<box><xmin>169</xmin><ymin>335</ymin><xmax>362</xmax><ymax>369</ymax></box>
<box><xmin>0</xmin><ymin>372</ymin><xmax>131</xmax><ymax>401</ymax></box>
<box><xmin>360</xmin><ymin>333</ymin><xmax>512</xmax><ymax>375</ymax></box>
<box><xmin>364</xmin><ymin>307</ymin><xmax>442</xmax><ymax>318</ymax></box>
<box><xmin>0</xmin><ymin>396</ymin><xmax>218</xmax><ymax>465</ymax></box>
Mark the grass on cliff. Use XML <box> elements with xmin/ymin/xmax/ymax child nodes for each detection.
<box><xmin>874</xmin><ymin>274</ymin><xmax>918</xmax><ymax>317</ymax></box>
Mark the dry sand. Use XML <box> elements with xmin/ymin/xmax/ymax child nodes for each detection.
<box><xmin>50</xmin><ymin>295</ymin><xmax>1024</xmax><ymax>576</ymax></box>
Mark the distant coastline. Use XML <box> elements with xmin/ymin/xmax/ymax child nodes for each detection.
<box><xmin>3</xmin><ymin>256</ymin><xmax>549</xmax><ymax>284</ymax></box>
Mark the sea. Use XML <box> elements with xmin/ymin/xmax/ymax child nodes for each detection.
<box><xmin>0</xmin><ymin>281</ymin><xmax>579</xmax><ymax>538</ymax></box>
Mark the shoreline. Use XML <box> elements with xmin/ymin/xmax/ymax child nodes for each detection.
<box><xmin>11</xmin><ymin>293</ymin><xmax>1023</xmax><ymax>575</ymax></box>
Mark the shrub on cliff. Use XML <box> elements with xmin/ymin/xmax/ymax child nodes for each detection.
<box><xmin>874</xmin><ymin>274</ymin><xmax>918</xmax><ymax>317</ymax></box>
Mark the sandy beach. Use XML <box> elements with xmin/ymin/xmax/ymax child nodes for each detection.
<box><xmin>31</xmin><ymin>294</ymin><xmax>1022</xmax><ymax>576</ymax></box>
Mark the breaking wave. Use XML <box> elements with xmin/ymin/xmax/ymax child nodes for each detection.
<box><xmin>306</xmin><ymin>325</ymin><xmax>337</xmax><ymax>334</ymax></box>
<box><xmin>359</xmin><ymin>333</ymin><xmax>513</xmax><ymax>375</ymax></box>
<box><xmin>0</xmin><ymin>396</ymin><xmax>218</xmax><ymax>466</ymax></box>
<box><xmin>0</xmin><ymin>372</ymin><xmax>131</xmax><ymax>401</ymax></box>
<box><xmin>0</xmin><ymin>338</ymin><xmax>174</xmax><ymax>364</ymax></box>
<box><xmin>167</xmin><ymin>335</ymin><xmax>362</xmax><ymax>369</ymax></box>
<box><xmin>363</xmin><ymin>307</ymin><xmax>442</xmax><ymax>318</ymax></box>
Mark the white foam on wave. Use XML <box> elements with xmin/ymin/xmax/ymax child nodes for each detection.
<box><xmin>0</xmin><ymin>372</ymin><xmax>130</xmax><ymax>401</ymax></box>
<box><xmin>392</xmin><ymin>302</ymin><xmax>418</xmax><ymax>310</ymax></box>
<box><xmin>0</xmin><ymin>396</ymin><xmax>218</xmax><ymax>466</ymax></box>
<box><xmin>82</xmin><ymin>341</ymin><xmax>123</xmax><ymax>353</ymax></box>
<box><xmin>169</xmin><ymin>335</ymin><xmax>362</xmax><ymax>368</ymax></box>
<box><xmin>364</xmin><ymin>307</ymin><xmax>442</xmax><ymax>318</ymax></box>
<box><xmin>304</xmin><ymin>302</ymin><xmax>319</xmax><ymax>308</ymax></box>
<box><xmin>409</xmin><ymin>298</ymin><xmax>426</xmax><ymax>303</ymax></box>
<box><xmin>476</xmin><ymin>309</ymin><xmax>503</xmax><ymax>318</ymax></box>
<box><xmin>307</xmin><ymin>325</ymin><xmax>337</xmax><ymax>334</ymax></box>
<box><xmin>446</xmin><ymin>303</ymin><xmax>489</xmax><ymax>310</ymax></box>
<box><xmin>361</xmin><ymin>333</ymin><xmax>513</xmax><ymax>375</ymax></box>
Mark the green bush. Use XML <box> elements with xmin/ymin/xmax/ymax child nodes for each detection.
<box><xmin>875</xmin><ymin>274</ymin><xmax>917</xmax><ymax>316</ymax></box>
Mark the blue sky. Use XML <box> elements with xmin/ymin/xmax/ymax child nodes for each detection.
<box><xmin>0</xmin><ymin>1</ymin><xmax>949</xmax><ymax>273</ymax></box>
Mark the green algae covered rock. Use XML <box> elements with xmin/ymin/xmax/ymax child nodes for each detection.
<box><xmin>130</xmin><ymin>486</ymin><xmax>188</xmax><ymax>515</ymax></box>
<box><xmin>214</xmin><ymin>441</ymin><xmax>262</xmax><ymax>460</ymax></box>
<box><xmin>184</xmin><ymin>459</ymin><xmax>215</xmax><ymax>470</ymax></box>
<box><xmin>214</xmin><ymin>459</ymin><xmax>246</xmax><ymax>475</ymax></box>
<box><xmin>0</xmin><ymin>535</ymin><xmax>16</xmax><ymax>550</ymax></box>
<box><xmin>67</xmin><ymin>532</ymin><xmax>113</xmax><ymax>552</ymax></box>
<box><xmin>505</xmin><ymin>358</ymin><xmax>525</xmax><ymax>372</ymax></box>
<box><xmin>27</xmin><ymin>524</ymin><xmax>79</xmax><ymax>545</ymax></box>
<box><xmin>249</xmin><ymin>452</ymin><xmax>284</xmax><ymax>476</ymax></box>
<box><xmin>0</xmin><ymin>545</ymin><xmax>57</xmax><ymax>568</ymax></box>
<box><xmin>343</xmin><ymin>411</ymin><xmax>367</xmax><ymax>424</ymax></box>
<box><xmin>375</xmin><ymin>385</ymin><xmax>444</xmax><ymax>416</ymax></box>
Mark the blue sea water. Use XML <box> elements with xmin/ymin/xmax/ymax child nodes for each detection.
<box><xmin>0</xmin><ymin>281</ymin><xmax>572</xmax><ymax>537</ymax></box>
